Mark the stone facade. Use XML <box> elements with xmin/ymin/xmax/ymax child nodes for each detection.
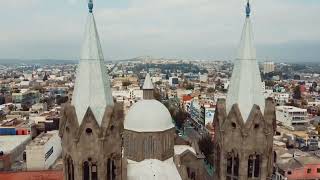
<box><xmin>143</xmin><ymin>89</ymin><xmax>154</xmax><ymax>100</ymax></box>
<box><xmin>213</xmin><ymin>98</ymin><xmax>276</xmax><ymax>180</ymax></box>
<box><xmin>123</xmin><ymin>128</ymin><xmax>175</xmax><ymax>162</ymax></box>
<box><xmin>59</xmin><ymin>102</ymin><xmax>126</xmax><ymax>180</ymax></box>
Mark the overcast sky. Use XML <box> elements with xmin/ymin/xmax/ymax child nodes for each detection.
<box><xmin>0</xmin><ymin>0</ymin><xmax>319</xmax><ymax>62</ymax></box>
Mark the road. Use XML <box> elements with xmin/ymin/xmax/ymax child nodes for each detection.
<box><xmin>183</xmin><ymin>119</ymin><xmax>203</xmax><ymax>142</ymax></box>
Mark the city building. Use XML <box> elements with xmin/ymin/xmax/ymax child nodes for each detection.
<box><xmin>274</xmin><ymin>149</ymin><xmax>320</xmax><ymax>180</ymax></box>
<box><xmin>169</xmin><ymin>77</ymin><xmax>179</xmax><ymax>86</ymax></box>
<box><xmin>276</xmin><ymin>106</ymin><xmax>308</xmax><ymax>130</ymax></box>
<box><xmin>263</xmin><ymin>61</ymin><xmax>275</xmax><ymax>74</ymax></box>
<box><xmin>26</xmin><ymin>131</ymin><xmax>62</xmax><ymax>170</ymax></box>
<box><xmin>0</xmin><ymin>135</ymin><xmax>31</xmax><ymax>171</ymax></box>
<box><xmin>213</xmin><ymin>2</ymin><xmax>276</xmax><ymax>179</ymax></box>
<box><xmin>273</xmin><ymin>93</ymin><xmax>290</xmax><ymax>106</ymax></box>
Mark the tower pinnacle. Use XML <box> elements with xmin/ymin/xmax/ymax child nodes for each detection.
<box><xmin>88</xmin><ymin>0</ymin><xmax>93</xmax><ymax>13</ymax></box>
<box><xmin>246</xmin><ymin>1</ymin><xmax>251</xmax><ymax>17</ymax></box>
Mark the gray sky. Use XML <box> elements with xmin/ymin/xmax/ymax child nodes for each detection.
<box><xmin>0</xmin><ymin>0</ymin><xmax>319</xmax><ymax>62</ymax></box>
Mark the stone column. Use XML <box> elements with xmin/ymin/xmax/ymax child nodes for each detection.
<box><xmin>115</xmin><ymin>155</ymin><xmax>122</xmax><ymax>180</ymax></box>
<box><xmin>219</xmin><ymin>152</ymin><xmax>226</xmax><ymax>180</ymax></box>
<box><xmin>63</xmin><ymin>158</ymin><xmax>68</xmax><ymax>180</ymax></box>
<box><xmin>74</xmin><ymin>161</ymin><xmax>82</xmax><ymax>180</ymax></box>
<box><xmin>98</xmin><ymin>160</ymin><xmax>105</xmax><ymax>180</ymax></box>
<box><xmin>260</xmin><ymin>155</ymin><xmax>268</xmax><ymax>179</ymax></box>
<box><xmin>238</xmin><ymin>152</ymin><xmax>248</xmax><ymax>180</ymax></box>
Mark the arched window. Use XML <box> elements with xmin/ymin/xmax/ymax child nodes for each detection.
<box><xmin>226</xmin><ymin>152</ymin><xmax>239</xmax><ymax>179</ymax></box>
<box><xmin>107</xmin><ymin>159</ymin><xmax>116</xmax><ymax>180</ymax></box>
<box><xmin>248</xmin><ymin>154</ymin><xmax>261</xmax><ymax>178</ymax></box>
<box><xmin>67</xmin><ymin>156</ymin><xmax>74</xmax><ymax>180</ymax></box>
<box><xmin>91</xmin><ymin>163</ymin><xmax>98</xmax><ymax>180</ymax></box>
<box><xmin>83</xmin><ymin>161</ymin><xmax>90</xmax><ymax>180</ymax></box>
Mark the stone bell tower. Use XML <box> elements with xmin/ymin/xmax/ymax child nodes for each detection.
<box><xmin>213</xmin><ymin>2</ymin><xmax>276</xmax><ymax>180</ymax></box>
<box><xmin>59</xmin><ymin>1</ymin><xmax>125</xmax><ymax>180</ymax></box>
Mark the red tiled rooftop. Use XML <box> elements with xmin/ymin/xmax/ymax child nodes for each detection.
<box><xmin>0</xmin><ymin>170</ymin><xmax>63</xmax><ymax>180</ymax></box>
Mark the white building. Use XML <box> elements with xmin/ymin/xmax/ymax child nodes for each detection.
<box><xmin>26</xmin><ymin>131</ymin><xmax>62</xmax><ymax>170</ymax></box>
<box><xmin>273</xmin><ymin>93</ymin><xmax>290</xmax><ymax>106</ymax></box>
<box><xmin>263</xmin><ymin>61</ymin><xmax>275</xmax><ymax>74</ymax></box>
<box><xmin>276</xmin><ymin>106</ymin><xmax>308</xmax><ymax>130</ymax></box>
<box><xmin>199</xmin><ymin>73</ymin><xmax>208</xmax><ymax>82</ymax></box>
<box><xmin>169</xmin><ymin>77</ymin><xmax>179</xmax><ymax>86</ymax></box>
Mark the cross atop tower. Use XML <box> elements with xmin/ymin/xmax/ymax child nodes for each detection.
<box><xmin>246</xmin><ymin>0</ymin><xmax>251</xmax><ymax>17</ymax></box>
<box><xmin>88</xmin><ymin>0</ymin><xmax>93</xmax><ymax>13</ymax></box>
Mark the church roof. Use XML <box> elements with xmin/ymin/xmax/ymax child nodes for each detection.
<box><xmin>226</xmin><ymin>2</ymin><xmax>264</xmax><ymax>121</ymax></box>
<box><xmin>127</xmin><ymin>158</ymin><xmax>182</xmax><ymax>180</ymax></box>
<box><xmin>72</xmin><ymin>2</ymin><xmax>113</xmax><ymax>126</ymax></box>
<box><xmin>124</xmin><ymin>100</ymin><xmax>174</xmax><ymax>132</ymax></box>
<box><xmin>142</xmin><ymin>73</ymin><xmax>154</xmax><ymax>90</ymax></box>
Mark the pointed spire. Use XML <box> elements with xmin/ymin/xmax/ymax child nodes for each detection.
<box><xmin>72</xmin><ymin>2</ymin><xmax>114</xmax><ymax>126</ymax></box>
<box><xmin>143</xmin><ymin>73</ymin><xmax>154</xmax><ymax>90</ymax></box>
<box><xmin>226</xmin><ymin>2</ymin><xmax>264</xmax><ymax>121</ymax></box>
<box><xmin>142</xmin><ymin>73</ymin><xmax>155</xmax><ymax>100</ymax></box>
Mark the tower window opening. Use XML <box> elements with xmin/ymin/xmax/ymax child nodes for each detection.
<box><xmin>91</xmin><ymin>163</ymin><xmax>98</xmax><ymax>180</ymax></box>
<box><xmin>248</xmin><ymin>154</ymin><xmax>261</xmax><ymax>178</ymax></box>
<box><xmin>226</xmin><ymin>152</ymin><xmax>239</xmax><ymax>179</ymax></box>
<box><xmin>83</xmin><ymin>161</ymin><xmax>90</xmax><ymax>180</ymax></box>
<box><xmin>107</xmin><ymin>158</ymin><xmax>116</xmax><ymax>180</ymax></box>
<box><xmin>232</xmin><ymin>122</ymin><xmax>237</xmax><ymax>129</ymax></box>
<box><xmin>86</xmin><ymin>128</ymin><xmax>93</xmax><ymax>134</ymax></box>
<box><xmin>66</xmin><ymin>156</ymin><xmax>74</xmax><ymax>180</ymax></box>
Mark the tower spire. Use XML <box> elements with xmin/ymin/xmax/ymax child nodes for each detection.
<box><xmin>226</xmin><ymin>1</ymin><xmax>264</xmax><ymax>121</ymax></box>
<box><xmin>88</xmin><ymin>0</ymin><xmax>93</xmax><ymax>13</ymax></box>
<box><xmin>72</xmin><ymin>0</ymin><xmax>114</xmax><ymax>126</ymax></box>
<box><xmin>142</xmin><ymin>73</ymin><xmax>155</xmax><ymax>100</ymax></box>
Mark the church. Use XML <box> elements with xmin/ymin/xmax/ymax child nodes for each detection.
<box><xmin>213</xmin><ymin>2</ymin><xmax>276</xmax><ymax>180</ymax></box>
<box><xmin>59</xmin><ymin>0</ymin><xmax>275</xmax><ymax>180</ymax></box>
<box><xmin>59</xmin><ymin>1</ymin><xmax>205</xmax><ymax>180</ymax></box>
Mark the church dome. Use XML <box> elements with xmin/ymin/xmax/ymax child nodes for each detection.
<box><xmin>125</xmin><ymin>100</ymin><xmax>174</xmax><ymax>132</ymax></box>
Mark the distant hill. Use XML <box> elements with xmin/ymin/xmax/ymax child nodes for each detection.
<box><xmin>0</xmin><ymin>59</ymin><xmax>78</xmax><ymax>65</ymax></box>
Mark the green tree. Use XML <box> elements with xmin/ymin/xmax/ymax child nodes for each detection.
<box><xmin>173</xmin><ymin>109</ymin><xmax>188</xmax><ymax>129</ymax></box>
<box><xmin>198</xmin><ymin>135</ymin><xmax>214</xmax><ymax>166</ymax></box>
<box><xmin>207</xmin><ymin>87</ymin><xmax>215</xmax><ymax>93</ymax></box>
<box><xmin>122</xmin><ymin>81</ymin><xmax>131</xmax><ymax>87</ymax></box>
<box><xmin>186</xmin><ymin>84</ymin><xmax>194</xmax><ymax>90</ymax></box>
<box><xmin>293</xmin><ymin>85</ymin><xmax>301</xmax><ymax>99</ymax></box>
<box><xmin>154</xmin><ymin>90</ymin><xmax>162</xmax><ymax>102</ymax></box>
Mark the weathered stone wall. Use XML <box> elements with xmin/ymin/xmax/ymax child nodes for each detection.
<box><xmin>213</xmin><ymin>98</ymin><xmax>276</xmax><ymax>180</ymax></box>
<box><xmin>123</xmin><ymin>128</ymin><xmax>175</xmax><ymax>162</ymax></box>
<box><xmin>59</xmin><ymin>102</ymin><xmax>125</xmax><ymax>180</ymax></box>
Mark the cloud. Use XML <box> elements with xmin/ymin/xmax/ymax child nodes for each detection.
<box><xmin>0</xmin><ymin>0</ymin><xmax>319</xmax><ymax>61</ymax></box>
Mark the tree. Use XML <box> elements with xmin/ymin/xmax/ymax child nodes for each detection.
<box><xmin>173</xmin><ymin>109</ymin><xmax>188</xmax><ymax>129</ymax></box>
<box><xmin>122</xmin><ymin>81</ymin><xmax>131</xmax><ymax>87</ymax></box>
<box><xmin>186</xmin><ymin>84</ymin><xmax>194</xmax><ymax>90</ymax></box>
<box><xmin>198</xmin><ymin>135</ymin><xmax>214</xmax><ymax>166</ymax></box>
<box><xmin>293</xmin><ymin>85</ymin><xmax>302</xmax><ymax>99</ymax></box>
<box><xmin>154</xmin><ymin>90</ymin><xmax>162</xmax><ymax>102</ymax></box>
<box><xmin>56</xmin><ymin>95</ymin><xmax>69</xmax><ymax>105</ymax></box>
<box><xmin>293</xmin><ymin>74</ymin><xmax>300</xmax><ymax>80</ymax></box>
<box><xmin>207</xmin><ymin>87</ymin><xmax>215</xmax><ymax>94</ymax></box>
<box><xmin>155</xmin><ymin>81</ymin><xmax>162</xmax><ymax>86</ymax></box>
<box><xmin>312</xmin><ymin>82</ymin><xmax>318</xmax><ymax>89</ymax></box>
